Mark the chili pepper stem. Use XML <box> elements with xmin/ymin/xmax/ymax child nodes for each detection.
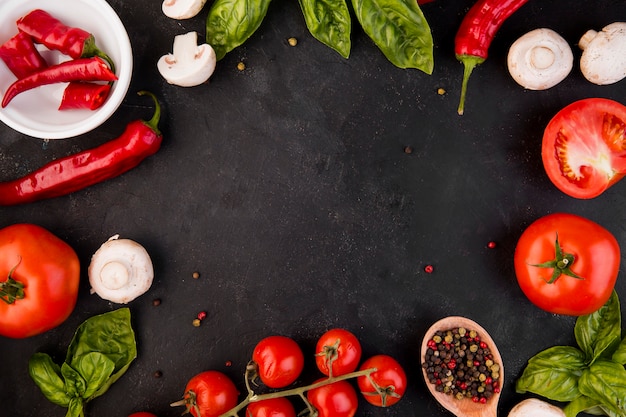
<box><xmin>137</xmin><ymin>91</ymin><xmax>162</xmax><ymax>135</ymax></box>
<box><xmin>456</xmin><ymin>55</ymin><xmax>485</xmax><ymax>115</ymax></box>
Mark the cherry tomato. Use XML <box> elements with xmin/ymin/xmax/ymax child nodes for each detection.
<box><xmin>542</xmin><ymin>98</ymin><xmax>626</xmax><ymax>199</ymax></box>
<box><xmin>128</xmin><ymin>413</ymin><xmax>158</xmax><ymax>417</ymax></box>
<box><xmin>315</xmin><ymin>328</ymin><xmax>362</xmax><ymax>377</ymax></box>
<box><xmin>178</xmin><ymin>371</ymin><xmax>239</xmax><ymax>417</ymax></box>
<box><xmin>252</xmin><ymin>335</ymin><xmax>304</xmax><ymax>388</ymax></box>
<box><xmin>246</xmin><ymin>398</ymin><xmax>296</xmax><ymax>417</ymax></box>
<box><xmin>307</xmin><ymin>379</ymin><xmax>358</xmax><ymax>417</ymax></box>
<box><xmin>514</xmin><ymin>213</ymin><xmax>620</xmax><ymax>315</ymax></box>
<box><xmin>0</xmin><ymin>223</ymin><xmax>80</xmax><ymax>338</ymax></box>
<box><xmin>357</xmin><ymin>355</ymin><xmax>407</xmax><ymax>407</ymax></box>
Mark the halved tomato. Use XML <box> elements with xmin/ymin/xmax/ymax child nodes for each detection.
<box><xmin>542</xmin><ymin>98</ymin><xmax>626</xmax><ymax>199</ymax></box>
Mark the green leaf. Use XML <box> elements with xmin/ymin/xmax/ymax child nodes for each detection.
<box><xmin>575</xmin><ymin>291</ymin><xmax>621</xmax><ymax>363</ymax></box>
<box><xmin>564</xmin><ymin>396</ymin><xmax>602</xmax><ymax>417</ymax></box>
<box><xmin>61</xmin><ymin>363</ymin><xmax>86</xmax><ymax>398</ymax></box>
<box><xmin>351</xmin><ymin>0</ymin><xmax>433</xmax><ymax>72</ymax></box>
<box><xmin>28</xmin><ymin>353</ymin><xmax>71</xmax><ymax>407</ymax></box>
<box><xmin>298</xmin><ymin>0</ymin><xmax>351</xmax><ymax>58</ymax></box>
<box><xmin>66</xmin><ymin>308</ymin><xmax>137</xmax><ymax>400</ymax></box>
<box><xmin>516</xmin><ymin>345</ymin><xmax>586</xmax><ymax>402</ymax></box>
<box><xmin>66</xmin><ymin>397</ymin><xmax>84</xmax><ymax>417</ymax></box>
<box><xmin>75</xmin><ymin>352</ymin><xmax>115</xmax><ymax>399</ymax></box>
<box><xmin>612</xmin><ymin>336</ymin><xmax>626</xmax><ymax>365</ymax></box>
<box><xmin>206</xmin><ymin>0</ymin><xmax>272</xmax><ymax>60</ymax></box>
<box><xmin>578</xmin><ymin>360</ymin><xmax>626</xmax><ymax>417</ymax></box>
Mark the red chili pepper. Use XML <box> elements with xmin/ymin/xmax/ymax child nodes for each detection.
<box><xmin>0</xmin><ymin>31</ymin><xmax>48</xmax><ymax>79</ymax></box>
<box><xmin>59</xmin><ymin>82</ymin><xmax>111</xmax><ymax>110</ymax></box>
<box><xmin>455</xmin><ymin>0</ymin><xmax>529</xmax><ymax>115</ymax></box>
<box><xmin>0</xmin><ymin>91</ymin><xmax>162</xmax><ymax>206</ymax></box>
<box><xmin>1</xmin><ymin>57</ymin><xmax>117</xmax><ymax>108</ymax></box>
<box><xmin>16</xmin><ymin>9</ymin><xmax>115</xmax><ymax>70</ymax></box>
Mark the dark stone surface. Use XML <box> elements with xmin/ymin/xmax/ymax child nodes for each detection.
<box><xmin>2</xmin><ymin>0</ymin><xmax>626</xmax><ymax>416</ymax></box>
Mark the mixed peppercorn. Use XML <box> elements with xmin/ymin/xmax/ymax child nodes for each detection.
<box><xmin>422</xmin><ymin>327</ymin><xmax>501</xmax><ymax>403</ymax></box>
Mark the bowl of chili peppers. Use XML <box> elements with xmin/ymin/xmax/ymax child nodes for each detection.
<box><xmin>0</xmin><ymin>0</ymin><xmax>132</xmax><ymax>139</ymax></box>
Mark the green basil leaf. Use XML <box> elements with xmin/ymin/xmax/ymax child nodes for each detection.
<box><xmin>612</xmin><ymin>336</ymin><xmax>626</xmax><ymax>365</ymax></box>
<box><xmin>578</xmin><ymin>360</ymin><xmax>626</xmax><ymax>417</ymax></box>
<box><xmin>61</xmin><ymin>362</ymin><xmax>86</xmax><ymax>398</ymax></box>
<box><xmin>206</xmin><ymin>0</ymin><xmax>272</xmax><ymax>60</ymax></box>
<box><xmin>563</xmin><ymin>396</ymin><xmax>602</xmax><ymax>417</ymax></box>
<box><xmin>66</xmin><ymin>308</ymin><xmax>137</xmax><ymax>400</ymax></box>
<box><xmin>515</xmin><ymin>345</ymin><xmax>585</xmax><ymax>401</ymax></box>
<box><xmin>298</xmin><ymin>0</ymin><xmax>351</xmax><ymax>58</ymax></box>
<box><xmin>28</xmin><ymin>353</ymin><xmax>71</xmax><ymax>407</ymax></box>
<box><xmin>575</xmin><ymin>291</ymin><xmax>621</xmax><ymax>363</ymax></box>
<box><xmin>351</xmin><ymin>0</ymin><xmax>433</xmax><ymax>72</ymax></box>
<box><xmin>76</xmin><ymin>352</ymin><xmax>115</xmax><ymax>399</ymax></box>
<box><xmin>66</xmin><ymin>397</ymin><xmax>84</xmax><ymax>417</ymax></box>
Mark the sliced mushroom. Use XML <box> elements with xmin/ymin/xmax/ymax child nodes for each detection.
<box><xmin>157</xmin><ymin>31</ymin><xmax>216</xmax><ymax>87</ymax></box>
<box><xmin>88</xmin><ymin>234</ymin><xmax>154</xmax><ymax>304</ymax></box>
<box><xmin>507</xmin><ymin>28</ymin><xmax>573</xmax><ymax>90</ymax></box>
<box><xmin>162</xmin><ymin>0</ymin><xmax>207</xmax><ymax>19</ymax></box>
<box><xmin>579</xmin><ymin>22</ymin><xmax>626</xmax><ymax>85</ymax></box>
<box><xmin>508</xmin><ymin>399</ymin><xmax>566</xmax><ymax>417</ymax></box>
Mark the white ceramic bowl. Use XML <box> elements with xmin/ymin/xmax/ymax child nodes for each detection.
<box><xmin>0</xmin><ymin>0</ymin><xmax>132</xmax><ymax>139</ymax></box>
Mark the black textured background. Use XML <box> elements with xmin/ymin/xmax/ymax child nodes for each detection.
<box><xmin>2</xmin><ymin>0</ymin><xmax>626</xmax><ymax>416</ymax></box>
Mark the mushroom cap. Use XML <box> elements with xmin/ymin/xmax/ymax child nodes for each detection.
<box><xmin>88</xmin><ymin>235</ymin><xmax>154</xmax><ymax>304</ymax></box>
<box><xmin>579</xmin><ymin>22</ymin><xmax>626</xmax><ymax>85</ymax></box>
<box><xmin>157</xmin><ymin>32</ymin><xmax>217</xmax><ymax>87</ymax></box>
<box><xmin>508</xmin><ymin>398</ymin><xmax>566</xmax><ymax>417</ymax></box>
<box><xmin>507</xmin><ymin>28</ymin><xmax>573</xmax><ymax>90</ymax></box>
<box><xmin>162</xmin><ymin>0</ymin><xmax>207</xmax><ymax>19</ymax></box>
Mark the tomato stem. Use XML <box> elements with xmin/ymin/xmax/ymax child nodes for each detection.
<box><xmin>217</xmin><ymin>367</ymin><xmax>377</xmax><ymax>417</ymax></box>
<box><xmin>530</xmin><ymin>233</ymin><xmax>584</xmax><ymax>283</ymax></box>
<box><xmin>0</xmin><ymin>258</ymin><xmax>25</xmax><ymax>304</ymax></box>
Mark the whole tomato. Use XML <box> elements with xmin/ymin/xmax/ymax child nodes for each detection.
<box><xmin>178</xmin><ymin>371</ymin><xmax>239</xmax><ymax>417</ymax></box>
<box><xmin>315</xmin><ymin>328</ymin><xmax>362</xmax><ymax>377</ymax></box>
<box><xmin>0</xmin><ymin>223</ymin><xmax>80</xmax><ymax>338</ymax></box>
<box><xmin>514</xmin><ymin>213</ymin><xmax>620</xmax><ymax>315</ymax></box>
<box><xmin>307</xmin><ymin>379</ymin><xmax>358</xmax><ymax>417</ymax></box>
<box><xmin>542</xmin><ymin>98</ymin><xmax>626</xmax><ymax>199</ymax></box>
<box><xmin>252</xmin><ymin>335</ymin><xmax>304</xmax><ymax>388</ymax></box>
<box><xmin>357</xmin><ymin>355</ymin><xmax>407</xmax><ymax>407</ymax></box>
<box><xmin>246</xmin><ymin>398</ymin><xmax>296</xmax><ymax>417</ymax></box>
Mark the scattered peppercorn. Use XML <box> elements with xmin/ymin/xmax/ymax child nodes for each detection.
<box><xmin>437</xmin><ymin>88</ymin><xmax>446</xmax><ymax>95</ymax></box>
<box><xmin>237</xmin><ymin>62</ymin><xmax>246</xmax><ymax>71</ymax></box>
<box><xmin>152</xmin><ymin>298</ymin><xmax>161</xmax><ymax>306</ymax></box>
<box><xmin>487</xmin><ymin>241</ymin><xmax>497</xmax><ymax>249</ymax></box>
<box><xmin>225</xmin><ymin>360</ymin><xmax>232</xmax><ymax>367</ymax></box>
<box><xmin>423</xmin><ymin>327</ymin><xmax>501</xmax><ymax>402</ymax></box>
<box><xmin>404</xmin><ymin>145</ymin><xmax>413</xmax><ymax>154</ymax></box>
<box><xmin>192</xmin><ymin>271</ymin><xmax>200</xmax><ymax>279</ymax></box>
<box><xmin>424</xmin><ymin>264</ymin><xmax>434</xmax><ymax>273</ymax></box>
<box><xmin>288</xmin><ymin>37</ymin><xmax>298</xmax><ymax>46</ymax></box>
<box><xmin>197</xmin><ymin>311</ymin><xmax>207</xmax><ymax>321</ymax></box>
<box><xmin>192</xmin><ymin>318</ymin><xmax>201</xmax><ymax>327</ymax></box>
<box><xmin>154</xmin><ymin>370</ymin><xmax>163</xmax><ymax>378</ymax></box>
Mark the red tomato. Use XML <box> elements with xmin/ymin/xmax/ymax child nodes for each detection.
<box><xmin>180</xmin><ymin>371</ymin><xmax>239</xmax><ymax>417</ymax></box>
<box><xmin>307</xmin><ymin>379</ymin><xmax>358</xmax><ymax>417</ymax></box>
<box><xmin>246</xmin><ymin>398</ymin><xmax>296</xmax><ymax>417</ymax></box>
<box><xmin>542</xmin><ymin>98</ymin><xmax>626</xmax><ymax>199</ymax></box>
<box><xmin>128</xmin><ymin>413</ymin><xmax>158</xmax><ymax>417</ymax></box>
<box><xmin>514</xmin><ymin>213</ymin><xmax>620</xmax><ymax>315</ymax></box>
<box><xmin>315</xmin><ymin>328</ymin><xmax>362</xmax><ymax>377</ymax></box>
<box><xmin>252</xmin><ymin>335</ymin><xmax>304</xmax><ymax>388</ymax></box>
<box><xmin>357</xmin><ymin>355</ymin><xmax>407</xmax><ymax>407</ymax></box>
<box><xmin>0</xmin><ymin>223</ymin><xmax>80</xmax><ymax>338</ymax></box>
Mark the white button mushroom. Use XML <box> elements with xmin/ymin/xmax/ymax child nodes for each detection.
<box><xmin>88</xmin><ymin>234</ymin><xmax>154</xmax><ymax>304</ymax></box>
<box><xmin>508</xmin><ymin>399</ymin><xmax>566</xmax><ymax>417</ymax></box>
<box><xmin>157</xmin><ymin>31</ymin><xmax>216</xmax><ymax>87</ymax></box>
<box><xmin>507</xmin><ymin>28</ymin><xmax>573</xmax><ymax>90</ymax></box>
<box><xmin>579</xmin><ymin>22</ymin><xmax>626</xmax><ymax>85</ymax></box>
<box><xmin>162</xmin><ymin>0</ymin><xmax>207</xmax><ymax>20</ymax></box>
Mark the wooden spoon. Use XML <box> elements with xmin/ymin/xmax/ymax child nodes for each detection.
<box><xmin>420</xmin><ymin>316</ymin><xmax>504</xmax><ymax>417</ymax></box>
